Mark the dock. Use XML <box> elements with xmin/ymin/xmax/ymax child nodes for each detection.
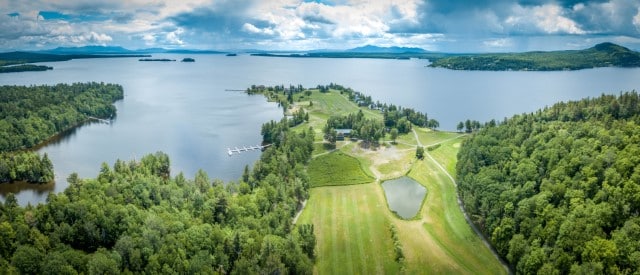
<box><xmin>87</xmin><ymin>116</ymin><xmax>111</xmax><ymax>124</ymax></box>
<box><xmin>227</xmin><ymin>144</ymin><xmax>271</xmax><ymax>156</ymax></box>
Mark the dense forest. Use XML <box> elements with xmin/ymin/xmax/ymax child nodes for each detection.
<box><xmin>0</xmin><ymin>82</ymin><xmax>123</xmax><ymax>151</ymax></box>
<box><xmin>430</xmin><ymin>42</ymin><xmax>640</xmax><ymax>71</ymax></box>
<box><xmin>0</xmin><ymin>152</ymin><xmax>53</xmax><ymax>183</ymax></box>
<box><xmin>0</xmin><ymin>117</ymin><xmax>317</xmax><ymax>274</ymax></box>
<box><xmin>457</xmin><ymin>92</ymin><xmax>640</xmax><ymax>273</ymax></box>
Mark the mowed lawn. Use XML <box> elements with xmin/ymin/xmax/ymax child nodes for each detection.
<box><xmin>296</xmin><ymin>183</ymin><xmax>401</xmax><ymax>274</ymax></box>
<box><xmin>307</xmin><ymin>151</ymin><xmax>373</xmax><ymax>187</ymax></box>
<box><xmin>407</xmin><ymin>158</ymin><xmax>505</xmax><ymax>274</ymax></box>
<box><xmin>299</xmin><ymin>131</ymin><xmax>506</xmax><ymax>274</ymax></box>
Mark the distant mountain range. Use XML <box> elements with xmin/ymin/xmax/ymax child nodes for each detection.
<box><xmin>2</xmin><ymin>43</ymin><xmax>639</xmax><ymax>72</ymax></box>
<box><xmin>344</xmin><ymin>45</ymin><xmax>428</xmax><ymax>53</ymax></box>
<box><xmin>37</xmin><ymin>46</ymin><xmax>225</xmax><ymax>55</ymax></box>
<box><xmin>27</xmin><ymin>45</ymin><xmax>428</xmax><ymax>55</ymax></box>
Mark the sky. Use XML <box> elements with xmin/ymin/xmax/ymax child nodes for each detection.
<box><xmin>1</xmin><ymin>0</ymin><xmax>640</xmax><ymax>52</ymax></box>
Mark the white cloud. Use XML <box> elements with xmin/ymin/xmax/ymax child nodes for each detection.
<box><xmin>506</xmin><ymin>4</ymin><xmax>585</xmax><ymax>35</ymax></box>
<box><xmin>165</xmin><ymin>28</ymin><xmax>184</xmax><ymax>45</ymax></box>
<box><xmin>634</xmin><ymin>8</ymin><xmax>640</xmax><ymax>32</ymax></box>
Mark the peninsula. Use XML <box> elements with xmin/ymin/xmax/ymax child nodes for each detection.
<box><xmin>429</xmin><ymin>42</ymin><xmax>640</xmax><ymax>71</ymax></box>
<box><xmin>0</xmin><ymin>51</ymin><xmax>149</xmax><ymax>73</ymax></box>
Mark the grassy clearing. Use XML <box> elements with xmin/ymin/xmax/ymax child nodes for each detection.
<box><xmin>307</xmin><ymin>151</ymin><xmax>373</xmax><ymax>187</ymax></box>
<box><xmin>414</xmin><ymin>128</ymin><xmax>462</xmax><ymax>146</ymax></box>
<box><xmin>407</xmin><ymin>158</ymin><xmax>505</xmax><ymax>274</ymax></box>
<box><xmin>428</xmin><ymin>136</ymin><xmax>467</xmax><ymax>176</ymax></box>
<box><xmin>296</xmin><ymin>184</ymin><xmax>400</xmax><ymax>274</ymax></box>
<box><xmin>291</xmin><ymin>89</ymin><xmax>504</xmax><ymax>274</ymax></box>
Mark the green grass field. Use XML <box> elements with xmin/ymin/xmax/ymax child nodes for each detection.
<box><xmin>296</xmin><ymin>184</ymin><xmax>400</xmax><ymax>274</ymax></box>
<box><xmin>307</xmin><ymin>151</ymin><xmax>374</xmax><ymax>187</ymax></box>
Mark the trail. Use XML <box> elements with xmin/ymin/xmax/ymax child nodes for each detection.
<box><xmin>415</xmin><ymin>130</ymin><xmax>511</xmax><ymax>274</ymax></box>
<box><xmin>292</xmin><ymin>200</ymin><xmax>307</xmax><ymax>224</ymax></box>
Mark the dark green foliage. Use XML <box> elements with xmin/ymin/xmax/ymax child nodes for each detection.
<box><xmin>0</xmin><ymin>152</ymin><xmax>53</xmax><ymax>183</ymax></box>
<box><xmin>326</xmin><ymin>110</ymin><xmax>385</xmax><ymax>144</ymax></box>
<box><xmin>0</xmin><ymin>118</ymin><xmax>315</xmax><ymax>273</ymax></box>
<box><xmin>0</xmin><ymin>82</ymin><xmax>123</xmax><ymax>151</ymax></box>
<box><xmin>415</xmin><ymin>146</ymin><xmax>424</xmax><ymax>160</ymax></box>
<box><xmin>457</xmin><ymin>91</ymin><xmax>640</xmax><ymax>273</ymax></box>
<box><xmin>0</xmin><ymin>65</ymin><xmax>52</xmax><ymax>73</ymax></box>
<box><xmin>430</xmin><ymin>42</ymin><xmax>640</xmax><ymax>71</ymax></box>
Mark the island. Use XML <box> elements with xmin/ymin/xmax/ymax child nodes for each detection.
<box><xmin>429</xmin><ymin>42</ymin><xmax>640</xmax><ymax>71</ymax></box>
<box><xmin>226</xmin><ymin>53</ymin><xmax>237</xmax><ymax>56</ymax></box>
<box><xmin>181</xmin><ymin>57</ymin><xmax>195</xmax><ymax>62</ymax></box>
<box><xmin>138</xmin><ymin>58</ymin><xmax>176</xmax><ymax>62</ymax></box>
<box><xmin>0</xmin><ymin>64</ymin><xmax>53</xmax><ymax>73</ymax></box>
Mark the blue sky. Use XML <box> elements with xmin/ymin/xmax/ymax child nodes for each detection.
<box><xmin>1</xmin><ymin>0</ymin><xmax>640</xmax><ymax>52</ymax></box>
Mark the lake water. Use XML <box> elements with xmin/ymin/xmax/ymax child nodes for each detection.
<box><xmin>1</xmin><ymin>54</ymin><xmax>640</xmax><ymax>205</ymax></box>
<box><xmin>382</xmin><ymin>177</ymin><xmax>427</xmax><ymax>219</ymax></box>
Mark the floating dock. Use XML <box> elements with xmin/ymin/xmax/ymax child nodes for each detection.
<box><xmin>227</xmin><ymin>144</ymin><xmax>271</xmax><ymax>156</ymax></box>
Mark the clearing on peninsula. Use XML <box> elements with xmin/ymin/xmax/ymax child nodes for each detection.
<box><xmin>248</xmin><ymin>84</ymin><xmax>506</xmax><ymax>274</ymax></box>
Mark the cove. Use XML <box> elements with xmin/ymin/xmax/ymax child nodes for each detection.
<box><xmin>382</xmin><ymin>176</ymin><xmax>427</xmax><ymax>219</ymax></box>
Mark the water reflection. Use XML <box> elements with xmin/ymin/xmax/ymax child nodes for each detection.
<box><xmin>382</xmin><ymin>176</ymin><xmax>427</xmax><ymax>219</ymax></box>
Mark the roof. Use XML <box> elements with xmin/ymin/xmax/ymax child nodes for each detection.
<box><xmin>335</xmin><ymin>129</ymin><xmax>352</xmax><ymax>135</ymax></box>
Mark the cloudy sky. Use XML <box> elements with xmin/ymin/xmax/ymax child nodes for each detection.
<box><xmin>2</xmin><ymin>0</ymin><xmax>640</xmax><ymax>52</ymax></box>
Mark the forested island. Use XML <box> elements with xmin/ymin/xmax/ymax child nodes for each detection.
<box><xmin>138</xmin><ymin>58</ymin><xmax>176</xmax><ymax>62</ymax></box>
<box><xmin>0</xmin><ymin>51</ymin><xmax>149</xmax><ymax>73</ymax></box>
<box><xmin>430</xmin><ymin>42</ymin><xmax>640</xmax><ymax>71</ymax></box>
<box><xmin>457</xmin><ymin>92</ymin><xmax>640</xmax><ymax>273</ymax></box>
<box><xmin>0</xmin><ymin>83</ymin><xmax>123</xmax><ymax>183</ymax></box>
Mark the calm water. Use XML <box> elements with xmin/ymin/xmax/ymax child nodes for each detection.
<box><xmin>1</xmin><ymin>54</ymin><xmax>640</xmax><ymax>204</ymax></box>
<box><xmin>382</xmin><ymin>177</ymin><xmax>427</xmax><ymax>219</ymax></box>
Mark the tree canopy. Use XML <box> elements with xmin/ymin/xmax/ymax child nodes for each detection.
<box><xmin>457</xmin><ymin>91</ymin><xmax>640</xmax><ymax>273</ymax></box>
<box><xmin>0</xmin><ymin>82</ymin><xmax>123</xmax><ymax>151</ymax></box>
<box><xmin>0</xmin><ymin>118</ymin><xmax>316</xmax><ymax>274</ymax></box>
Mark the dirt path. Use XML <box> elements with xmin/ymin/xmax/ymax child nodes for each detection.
<box><xmin>292</xmin><ymin>200</ymin><xmax>307</xmax><ymax>224</ymax></box>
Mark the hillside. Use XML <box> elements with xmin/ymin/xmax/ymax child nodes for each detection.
<box><xmin>429</xmin><ymin>42</ymin><xmax>640</xmax><ymax>71</ymax></box>
<box><xmin>457</xmin><ymin>92</ymin><xmax>640</xmax><ymax>273</ymax></box>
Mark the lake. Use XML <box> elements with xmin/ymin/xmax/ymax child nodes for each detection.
<box><xmin>1</xmin><ymin>54</ymin><xmax>640</xmax><ymax>205</ymax></box>
<box><xmin>382</xmin><ymin>176</ymin><xmax>427</xmax><ymax>219</ymax></box>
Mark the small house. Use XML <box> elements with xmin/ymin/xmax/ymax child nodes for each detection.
<box><xmin>335</xmin><ymin>129</ymin><xmax>352</xmax><ymax>141</ymax></box>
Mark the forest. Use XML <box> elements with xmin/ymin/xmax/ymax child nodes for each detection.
<box><xmin>457</xmin><ymin>91</ymin><xmax>640</xmax><ymax>273</ymax></box>
<box><xmin>0</xmin><ymin>152</ymin><xmax>53</xmax><ymax>183</ymax></box>
<box><xmin>0</xmin><ymin>117</ymin><xmax>317</xmax><ymax>274</ymax></box>
<box><xmin>0</xmin><ymin>82</ymin><xmax>123</xmax><ymax>151</ymax></box>
<box><xmin>430</xmin><ymin>42</ymin><xmax>640</xmax><ymax>71</ymax></box>
<box><xmin>0</xmin><ymin>82</ymin><xmax>123</xmax><ymax>183</ymax></box>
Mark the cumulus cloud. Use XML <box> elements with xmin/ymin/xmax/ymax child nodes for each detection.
<box><xmin>0</xmin><ymin>0</ymin><xmax>639</xmax><ymax>51</ymax></box>
<box><xmin>506</xmin><ymin>4</ymin><xmax>585</xmax><ymax>34</ymax></box>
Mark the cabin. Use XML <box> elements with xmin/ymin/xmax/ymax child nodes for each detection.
<box><xmin>335</xmin><ymin>129</ymin><xmax>352</xmax><ymax>141</ymax></box>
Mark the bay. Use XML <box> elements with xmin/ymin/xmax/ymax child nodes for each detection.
<box><xmin>1</xmin><ymin>54</ymin><xmax>639</xmax><ymax>205</ymax></box>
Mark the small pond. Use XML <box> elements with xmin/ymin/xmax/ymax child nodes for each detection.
<box><xmin>381</xmin><ymin>176</ymin><xmax>427</xmax><ymax>219</ymax></box>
